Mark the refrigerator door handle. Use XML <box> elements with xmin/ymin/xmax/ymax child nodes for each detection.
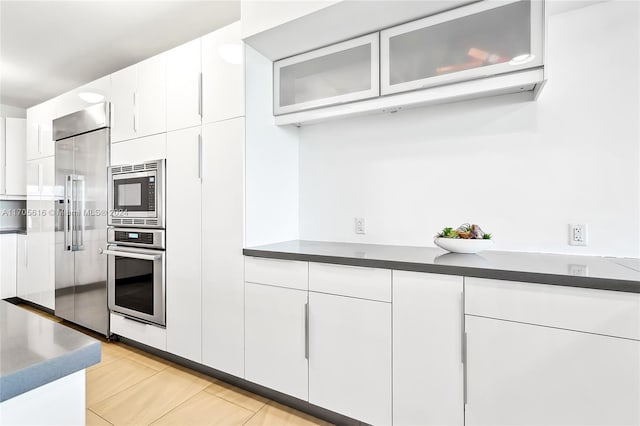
<box><xmin>64</xmin><ymin>175</ymin><xmax>73</xmax><ymax>251</ymax></box>
<box><xmin>71</xmin><ymin>175</ymin><xmax>85</xmax><ymax>251</ymax></box>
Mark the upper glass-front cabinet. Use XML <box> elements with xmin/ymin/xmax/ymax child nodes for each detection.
<box><xmin>381</xmin><ymin>0</ymin><xmax>544</xmax><ymax>95</ymax></box>
<box><xmin>274</xmin><ymin>33</ymin><xmax>380</xmax><ymax>115</ymax></box>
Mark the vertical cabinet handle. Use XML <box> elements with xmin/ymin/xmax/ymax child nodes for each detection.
<box><xmin>197</xmin><ymin>133</ymin><xmax>202</xmax><ymax>181</ymax></box>
<box><xmin>133</xmin><ymin>91</ymin><xmax>138</xmax><ymax>133</ymax></box>
<box><xmin>198</xmin><ymin>72</ymin><xmax>203</xmax><ymax>118</ymax></box>
<box><xmin>463</xmin><ymin>331</ymin><xmax>468</xmax><ymax>406</ymax></box>
<box><xmin>24</xmin><ymin>238</ymin><xmax>28</xmax><ymax>267</ymax></box>
<box><xmin>38</xmin><ymin>163</ymin><xmax>43</xmax><ymax>194</ymax></box>
<box><xmin>37</xmin><ymin>125</ymin><xmax>41</xmax><ymax>154</ymax></box>
<box><xmin>304</xmin><ymin>302</ymin><xmax>309</xmax><ymax>360</ymax></box>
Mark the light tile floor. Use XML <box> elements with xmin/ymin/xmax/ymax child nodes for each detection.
<box><xmin>16</xmin><ymin>303</ymin><xmax>333</xmax><ymax>426</ymax></box>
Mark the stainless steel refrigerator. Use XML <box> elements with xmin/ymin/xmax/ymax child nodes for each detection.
<box><xmin>53</xmin><ymin>103</ymin><xmax>110</xmax><ymax>336</ymax></box>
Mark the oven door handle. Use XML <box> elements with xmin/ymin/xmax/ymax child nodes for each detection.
<box><xmin>102</xmin><ymin>250</ymin><xmax>161</xmax><ymax>261</ymax></box>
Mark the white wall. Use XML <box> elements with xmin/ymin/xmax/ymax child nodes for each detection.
<box><xmin>298</xmin><ymin>1</ymin><xmax>640</xmax><ymax>257</ymax></box>
<box><xmin>245</xmin><ymin>45</ymin><xmax>300</xmax><ymax>246</ymax></box>
<box><xmin>0</xmin><ymin>104</ymin><xmax>26</xmax><ymax>118</ymax></box>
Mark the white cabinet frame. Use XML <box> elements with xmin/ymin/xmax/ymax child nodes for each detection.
<box><xmin>274</xmin><ymin>33</ymin><xmax>380</xmax><ymax>115</ymax></box>
<box><xmin>380</xmin><ymin>0</ymin><xmax>544</xmax><ymax>95</ymax></box>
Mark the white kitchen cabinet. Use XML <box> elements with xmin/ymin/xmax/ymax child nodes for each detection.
<box><xmin>308</xmin><ymin>291</ymin><xmax>392</xmax><ymax>425</ymax></box>
<box><xmin>166</xmin><ymin>39</ymin><xmax>202</xmax><ymax>132</ymax></box>
<box><xmin>465</xmin><ymin>315</ymin><xmax>640</xmax><ymax>426</ymax></box>
<box><xmin>393</xmin><ymin>271</ymin><xmax>464</xmax><ymax>426</ymax></box>
<box><xmin>111</xmin><ymin>53</ymin><xmax>166</xmax><ymax>143</ymax></box>
<box><xmin>273</xmin><ymin>33</ymin><xmax>379</xmax><ymax>115</ymax></box>
<box><xmin>110</xmin><ymin>312</ymin><xmax>167</xmax><ymax>351</ymax></box>
<box><xmin>201</xmin><ymin>118</ymin><xmax>245</xmax><ymax>377</ymax></box>
<box><xmin>381</xmin><ymin>0</ymin><xmax>544</xmax><ymax>95</ymax></box>
<box><xmin>16</xmin><ymin>228</ymin><xmax>54</xmax><ymax>309</ymax></box>
<box><xmin>54</xmin><ymin>75</ymin><xmax>112</xmax><ymax>118</ymax></box>
<box><xmin>0</xmin><ymin>118</ymin><xmax>26</xmax><ymax>196</ymax></box>
<box><xmin>166</xmin><ymin>126</ymin><xmax>202</xmax><ymax>363</ymax></box>
<box><xmin>26</xmin><ymin>157</ymin><xmax>55</xmax><ymax>201</ymax></box>
<box><xmin>245</xmin><ymin>282</ymin><xmax>309</xmax><ymax>400</ymax></box>
<box><xmin>26</xmin><ymin>100</ymin><xmax>55</xmax><ymax>160</ymax></box>
<box><xmin>202</xmin><ymin>21</ymin><xmax>244</xmax><ymax>123</ymax></box>
<box><xmin>0</xmin><ymin>234</ymin><xmax>17</xmax><ymax>299</ymax></box>
<box><xmin>110</xmin><ymin>133</ymin><xmax>166</xmax><ymax>165</ymax></box>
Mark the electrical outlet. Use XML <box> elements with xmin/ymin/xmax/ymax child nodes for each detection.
<box><xmin>569</xmin><ymin>223</ymin><xmax>587</xmax><ymax>246</ymax></box>
<box><xmin>354</xmin><ymin>217</ymin><xmax>365</xmax><ymax>235</ymax></box>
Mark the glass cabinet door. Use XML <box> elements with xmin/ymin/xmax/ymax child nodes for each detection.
<box><xmin>381</xmin><ymin>0</ymin><xmax>543</xmax><ymax>95</ymax></box>
<box><xmin>274</xmin><ymin>33</ymin><xmax>379</xmax><ymax>115</ymax></box>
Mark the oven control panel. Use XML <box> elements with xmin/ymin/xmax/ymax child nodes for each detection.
<box><xmin>108</xmin><ymin>227</ymin><xmax>165</xmax><ymax>249</ymax></box>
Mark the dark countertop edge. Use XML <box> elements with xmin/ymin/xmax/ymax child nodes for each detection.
<box><xmin>0</xmin><ymin>341</ymin><xmax>101</xmax><ymax>402</ymax></box>
<box><xmin>243</xmin><ymin>248</ymin><xmax>640</xmax><ymax>294</ymax></box>
<box><xmin>0</xmin><ymin>229</ymin><xmax>26</xmax><ymax>235</ymax></box>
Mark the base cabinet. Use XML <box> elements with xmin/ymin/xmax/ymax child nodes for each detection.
<box><xmin>245</xmin><ymin>282</ymin><xmax>308</xmax><ymax>400</ymax></box>
<box><xmin>0</xmin><ymin>234</ymin><xmax>17</xmax><ymax>299</ymax></box>
<box><xmin>465</xmin><ymin>315</ymin><xmax>640</xmax><ymax>426</ymax></box>
<box><xmin>308</xmin><ymin>291</ymin><xmax>392</xmax><ymax>425</ymax></box>
<box><xmin>393</xmin><ymin>271</ymin><xmax>464</xmax><ymax>426</ymax></box>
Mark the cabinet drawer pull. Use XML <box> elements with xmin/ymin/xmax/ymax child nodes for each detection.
<box><xmin>304</xmin><ymin>302</ymin><xmax>309</xmax><ymax>360</ymax></box>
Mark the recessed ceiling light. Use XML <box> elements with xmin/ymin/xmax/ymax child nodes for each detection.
<box><xmin>218</xmin><ymin>44</ymin><xmax>243</xmax><ymax>65</ymax></box>
<box><xmin>509</xmin><ymin>54</ymin><xmax>536</xmax><ymax>65</ymax></box>
<box><xmin>78</xmin><ymin>92</ymin><xmax>104</xmax><ymax>103</ymax></box>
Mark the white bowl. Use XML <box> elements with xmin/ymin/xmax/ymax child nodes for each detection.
<box><xmin>434</xmin><ymin>237</ymin><xmax>493</xmax><ymax>254</ymax></box>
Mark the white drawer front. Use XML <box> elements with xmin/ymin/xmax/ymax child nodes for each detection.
<box><xmin>110</xmin><ymin>313</ymin><xmax>167</xmax><ymax>350</ymax></box>
<box><xmin>465</xmin><ymin>278</ymin><xmax>640</xmax><ymax>340</ymax></box>
<box><xmin>245</xmin><ymin>257</ymin><xmax>308</xmax><ymax>291</ymax></box>
<box><xmin>309</xmin><ymin>262</ymin><xmax>391</xmax><ymax>302</ymax></box>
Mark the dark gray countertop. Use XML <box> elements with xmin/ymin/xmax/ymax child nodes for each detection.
<box><xmin>0</xmin><ymin>301</ymin><xmax>101</xmax><ymax>402</ymax></box>
<box><xmin>0</xmin><ymin>228</ymin><xmax>26</xmax><ymax>235</ymax></box>
<box><xmin>243</xmin><ymin>240</ymin><xmax>640</xmax><ymax>293</ymax></box>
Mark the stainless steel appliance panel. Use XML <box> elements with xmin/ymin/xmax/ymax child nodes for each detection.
<box><xmin>54</xmin><ymin>103</ymin><xmax>110</xmax><ymax>337</ymax></box>
<box><xmin>72</xmin><ymin>129</ymin><xmax>109</xmax><ymax>335</ymax></box>
<box><xmin>55</xmin><ymin>137</ymin><xmax>75</xmax><ymax>323</ymax></box>
<box><xmin>53</xmin><ymin>103</ymin><xmax>110</xmax><ymax>141</ymax></box>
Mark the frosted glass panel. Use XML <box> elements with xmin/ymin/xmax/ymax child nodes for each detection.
<box><xmin>279</xmin><ymin>44</ymin><xmax>372</xmax><ymax>107</ymax></box>
<box><xmin>389</xmin><ymin>0</ymin><xmax>531</xmax><ymax>85</ymax></box>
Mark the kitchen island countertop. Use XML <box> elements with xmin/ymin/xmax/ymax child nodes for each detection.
<box><xmin>0</xmin><ymin>301</ymin><xmax>101</xmax><ymax>402</ymax></box>
<box><xmin>244</xmin><ymin>240</ymin><xmax>640</xmax><ymax>293</ymax></box>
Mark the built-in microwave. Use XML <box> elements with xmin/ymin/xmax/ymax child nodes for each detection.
<box><xmin>108</xmin><ymin>159</ymin><xmax>165</xmax><ymax>228</ymax></box>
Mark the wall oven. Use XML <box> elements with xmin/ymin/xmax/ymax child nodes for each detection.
<box><xmin>105</xmin><ymin>228</ymin><xmax>166</xmax><ymax>327</ymax></box>
<box><xmin>108</xmin><ymin>159</ymin><xmax>165</xmax><ymax>228</ymax></box>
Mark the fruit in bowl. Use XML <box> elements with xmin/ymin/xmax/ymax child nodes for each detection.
<box><xmin>434</xmin><ymin>223</ymin><xmax>493</xmax><ymax>254</ymax></box>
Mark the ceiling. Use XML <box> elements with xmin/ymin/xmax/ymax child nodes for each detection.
<box><xmin>0</xmin><ymin>0</ymin><xmax>240</xmax><ymax>109</ymax></box>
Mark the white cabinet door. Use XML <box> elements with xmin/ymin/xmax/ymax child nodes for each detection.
<box><xmin>26</xmin><ymin>100</ymin><xmax>54</xmax><ymax>160</ymax></box>
<box><xmin>111</xmin><ymin>64</ymin><xmax>137</xmax><ymax>143</ymax></box>
<box><xmin>167</xmin><ymin>39</ymin><xmax>202</xmax><ymax>132</ymax></box>
<box><xmin>274</xmin><ymin>33</ymin><xmax>379</xmax><ymax>116</ymax></box>
<box><xmin>0</xmin><ymin>119</ymin><xmax>5</xmax><ymax>193</ymax></box>
<box><xmin>5</xmin><ymin>118</ymin><xmax>26</xmax><ymax>196</ymax></box>
<box><xmin>465</xmin><ymin>315</ymin><xmax>640</xmax><ymax>426</ymax></box>
<box><xmin>201</xmin><ymin>118</ymin><xmax>245</xmax><ymax>377</ymax></box>
<box><xmin>380</xmin><ymin>0</ymin><xmax>544</xmax><ymax>95</ymax></box>
<box><xmin>393</xmin><ymin>271</ymin><xmax>464</xmax><ymax>426</ymax></box>
<box><xmin>137</xmin><ymin>53</ymin><xmax>166</xmax><ymax>138</ymax></box>
<box><xmin>166</xmin><ymin>126</ymin><xmax>202</xmax><ymax>363</ymax></box>
<box><xmin>202</xmin><ymin>21</ymin><xmax>244</xmax><ymax>123</ymax></box>
<box><xmin>110</xmin><ymin>134</ymin><xmax>167</xmax><ymax>165</ymax></box>
<box><xmin>16</xmin><ymin>228</ymin><xmax>54</xmax><ymax>309</ymax></box>
<box><xmin>245</xmin><ymin>282</ymin><xmax>308</xmax><ymax>400</ymax></box>
<box><xmin>0</xmin><ymin>234</ymin><xmax>17</xmax><ymax>299</ymax></box>
<box><xmin>309</xmin><ymin>291</ymin><xmax>392</xmax><ymax>425</ymax></box>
